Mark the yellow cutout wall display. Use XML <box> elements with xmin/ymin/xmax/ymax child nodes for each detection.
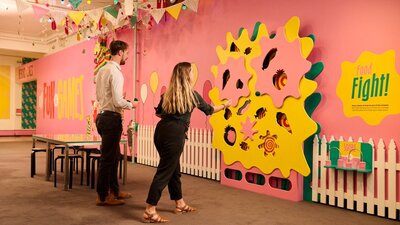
<box><xmin>209</xmin><ymin>16</ymin><xmax>318</xmax><ymax>178</ymax></box>
<box><xmin>337</xmin><ymin>50</ymin><xmax>400</xmax><ymax>125</ymax></box>
<box><xmin>0</xmin><ymin>65</ymin><xmax>10</xmax><ymax>119</ymax></box>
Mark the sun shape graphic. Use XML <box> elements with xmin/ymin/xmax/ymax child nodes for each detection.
<box><xmin>209</xmin><ymin>16</ymin><xmax>321</xmax><ymax>178</ymax></box>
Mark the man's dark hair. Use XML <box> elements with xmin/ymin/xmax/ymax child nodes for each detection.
<box><xmin>109</xmin><ymin>40</ymin><xmax>128</xmax><ymax>55</ymax></box>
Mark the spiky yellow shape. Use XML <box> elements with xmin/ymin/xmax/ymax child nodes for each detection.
<box><xmin>209</xmin><ymin>16</ymin><xmax>318</xmax><ymax>178</ymax></box>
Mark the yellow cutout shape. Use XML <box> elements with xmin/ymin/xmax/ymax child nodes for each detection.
<box><xmin>209</xmin><ymin>17</ymin><xmax>318</xmax><ymax>178</ymax></box>
<box><xmin>337</xmin><ymin>50</ymin><xmax>400</xmax><ymax>125</ymax></box>
<box><xmin>149</xmin><ymin>72</ymin><xmax>159</xmax><ymax>94</ymax></box>
<box><xmin>191</xmin><ymin>63</ymin><xmax>198</xmax><ymax>88</ymax></box>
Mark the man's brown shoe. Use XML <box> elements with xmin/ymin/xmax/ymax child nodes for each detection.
<box><xmin>112</xmin><ymin>191</ymin><xmax>132</xmax><ymax>199</ymax></box>
<box><xmin>96</xmin><ymin>195</ymin><xmax>125</xmax><ymax>206</ymax></box>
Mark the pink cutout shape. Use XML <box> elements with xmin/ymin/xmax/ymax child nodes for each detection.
<box><xmin>251</xmin><ymin>27</ymin><xmax>311</xmax><ymax>108</ymax></box>
<box><xmin>240</xmin><ymin>117</ymin><xmax>258</xmax><ymax>141</ymax></box>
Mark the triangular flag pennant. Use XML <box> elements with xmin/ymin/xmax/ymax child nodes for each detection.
<box><xmin>69</xmin><ymin>0</ymin><xmax>82</xmax><ymax>9</ymax></box>
<box><xmin>185</xmin><ymin>0</ymin><xmax>199</xmax><ymax>12</ymax></box>
<box><xmin>15</xmin><ymin>0</ymin><xmax>30</xmax><ymax>13</ymax></box>
<box><xmin>124</xmin><ymin>0</ymin><xmax>134</xmax><ymax>16</ymax></box>
<box><xmin>117</xmin><ymin>10</ymin><xmax>126</xmax><ymax>27</ymax></box>
<box><xmin>104</xmin><ymin>10</ymin><xmax>118</xmax><ymax>26</ymax></box>
<box><xmin>89</xmin><ymin>20</ymin><xmax>98</xmax><ymax>33</ymax></box>
<box><xmin>130</xmin><ymin>16</ymin><xmax>137</xmax><ymax>28</ymax></box>
<box><xmin>150</xmin><ymin>9</ymin><xmax>165</xmax><ymax>24</ymax></box>
<box><xmin>166</xmin><ymin>3</ymin><xmax>182</xmax><ymax>20</ymax></box>
<box><xmin>52</xmin><ymin>11</ymin><xmax>67</xmax><ymax>25</ymax></box>
<box><xmin>86</xmin><ymin>8</ymin><xmax>103</xmax><ymax>24</ymax></box>
<box><xmin>101</xmin><ymin>16</ymin><xmax>109</xmax><ymax>27</ymax></box>
<box><xmin>32</xmin><ymin>5</ymin><xmax>50</xmax><ymax>20</ymax></box>
<box><xmin>68</xmin><ymin>11</ymin><xmax>86</xmax><ymax>26</ymax></box>
<box><xmin>104</xmin><ymin>5</ymin><xmax>120</xmax><ymax>19</ymax></box>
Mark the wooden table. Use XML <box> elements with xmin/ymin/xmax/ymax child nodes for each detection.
<box><xmin>32</xmin><ymin>134</ymin><xmax>128</xmax><ymax>191</ymax></box>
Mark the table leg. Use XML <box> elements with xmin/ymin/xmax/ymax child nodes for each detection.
<box><xmin>123</xmin><ymin>143</ymin><xmax>127</xmax><ymax>185</ymax></box>
<box><xmin>64</xmin><ymin>145</ymin><xmax>70</xmax><ymax>190</ymax></box>
<box><xmin>45</xmin><ymin>142</ymin><xmax>50</xmax><ymax>181</ymax></box>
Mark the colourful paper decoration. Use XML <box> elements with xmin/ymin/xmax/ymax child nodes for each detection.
<box><xmin>130</xmin><ymin>16</ymin><xmax>138</xmax><ymax>28</ymax></box>
<box><xmin>185</xmin><ymin>0</ymin><xmax>199</xmax><ymax>12</ymax></box>
<box><xmin>150</xmin><ymin>9</ymin><xmax>165</xmax><ymax>24</ymax></box>
<box><xmin>140</xmin><ymin>83</ymin><xmax>148</xmax><ymax>104</ymax></box>
<box><xmin>68</xmin><ymin>11</ymin><xmax>86</xmax><ymax>26</ymax></box>
<box><xmin>104</xmin><ymin>5</ymin><xmax>120</xmax><ymax>19</ymax></box>
<box><xmin>24</xmin><ymin>0</ymin><xmax>200</xmax><ymax>40</ymax></box>
<box><xmin>165</xmin><ymin>3</ymin><xmax>182</xmax><ymax>20</ymax></box>
<box><xmin>32</xmin><ymin>5</ymin><xmax>50</xmax><ymax>19</ymax></box>
<box><xmin>149</xmin><ymin>72</ymin><xmax>159</xmax><ymax>94</ymax></box>
<box><xmin>93</xmin><ymin>38</ymin><xmax>111</xmax><ymax>82</ymax></box>
<box><xmin>69</xmin><ymin>0</ymin><xmax>82</xmax><ymax>9</ymax></box>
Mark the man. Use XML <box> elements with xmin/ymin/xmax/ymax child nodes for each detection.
<box><xmin>95</xmin><ymin>40</ymin><xmax>137</xmax><ymax>206</ymax></box>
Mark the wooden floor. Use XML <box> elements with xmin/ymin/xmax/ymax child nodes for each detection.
<box><xmin>0</xmin><ymin>137</ymin><xmax>397</xmax><ymax>225</ymax></box>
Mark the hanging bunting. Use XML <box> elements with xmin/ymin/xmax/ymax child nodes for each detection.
<box><xmin>104</xmin><ymin>5</ymin><xmax>120</xmax><ymax>19</ymax></box>
<box><xmin>69</xmin><ymin>0</ymin><xmax>83</xmax><ymax>9</ymax></box>
<box><xmin>68</xmin><ymin>11</ymin><xmax>86</xmax><ymax>26</ymax></box>
<box><xmin>124</xmin><ymin>0</ymin><xmax>134</xmax><ymax>16</ymax></box>
<box><xmin>165</xmin><ymin>3</ymin><xmax>182</xmax><ymax>20</ymax></box>
<box><xmin>15</xmin><ymin>0</ymin><xmax>30</xmax><ymax>13</ymax></box>
<box><xmin>104</xmin><ymin>11</ymin><xmax>118</xmax><ymax>26</ymax></box>
<box><xmin>130</xmin><ymin>16</ymin><xmax>137</xmax><ymax>28</ymax></box>
<box><xmin>86</xmin><ymin>8</ymin><xmax>103</xmax><ymax>24</ymax></box>
<box><xmin>52</xmin><ymin>11</ymin><xmax>67</xmax><ymax>25</ymax></box>
<box><xmin>32</xmin><ymin>5</ymin><xmax>50</xmax><ymax>19</ymax></box>
<box><xmin>150</xmin><ymin>8</ymin><xmax>165</xmax><ymax>24</ymax></box>
<box><xmin>23</xmin><ymin>0</ymin><xmax>200</xmax><ymax>40</ymax></box>
<box><xmin>117</xmin><ymin>11</ymin><xmax>127</xmax><ymax>27</ymax></box>
<box><xmin>185</xmin><ymin>0</ymin><xmax>199</xmax><ymax>12</ymax></box>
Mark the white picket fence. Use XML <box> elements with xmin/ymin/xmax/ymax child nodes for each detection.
<box><xmin>312</xmin><ymin>135</ymin><xmax>400</xmax><ymax>220</ymax></box>
<box><xmin>136</xmin><ymin>125</ymin><xmax>220</xmax><ymax>181</ymax></box>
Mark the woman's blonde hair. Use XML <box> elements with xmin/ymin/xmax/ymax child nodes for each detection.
<box><xmin>162</xmin><ymin>62</ymin><xmax>198</xmax><ymax>114</ymax></box>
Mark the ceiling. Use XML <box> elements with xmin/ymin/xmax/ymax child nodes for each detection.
<box><xmin>0</xmin><ymin>0</ymin><xmax>186</xmax><ymax>59</ymax></box>
<box><xmin>0</xmin><ymin>0</ymin><xmax>126</xmax><ymax>58</ymax></box>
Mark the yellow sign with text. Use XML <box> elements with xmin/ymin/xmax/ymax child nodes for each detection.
<box><xmin>337</xmin><ymin>50</ymin><xmax>400</xmax><ymax>125</ymax></box>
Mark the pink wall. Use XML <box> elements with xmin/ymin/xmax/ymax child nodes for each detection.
<box><xmin>35</xmin><ymin>29</ymin><xmax>134</xmax><ymax>134</ymax></box>
<box><xmin>33</xmin><ymin>0</ymin><xmax>400</xmax><ymax>143</ymax></box>
<box><xmin>136</xmin><ymin>0</ymin><xmax>400</xmax><ymax>143</ymax></box>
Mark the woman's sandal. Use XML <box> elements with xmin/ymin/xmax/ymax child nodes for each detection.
<box><xmin>142</xmin><ymin>211</ymin><xmax>169</xmax><ymax>223</ymax></box>
<box><xmin>174</xmin><ymin>204</ymin><xmax>197</xmax><ymax>214</ymax></box>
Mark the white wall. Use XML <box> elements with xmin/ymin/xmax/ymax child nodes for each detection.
<box><xmin>0</xmin><ymin>55</ymin><xmax>22</xmax><ymax>130</ymax></box>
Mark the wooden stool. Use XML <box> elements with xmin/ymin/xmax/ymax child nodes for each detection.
<box><xmin>76</xmin><ymin>147</ymin><xmax>100</xmax><ymax>186</ymax></box>
<box><xmin>31</xmin><ymin>147</ymin><xmax>47</xmax><ymax>177</ymax></box>
<box><xmin>89</xmin><ymin>154</ymin><xmax>101</xmax><ymax>189</ymax></box>
<box><xmin>54</xmin><ymin>154</ymin><xmax>84</xmax><ymax>189</ymax></box>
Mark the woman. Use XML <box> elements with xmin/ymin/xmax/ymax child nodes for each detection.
<box><xmin>143</xmin><ymin>62</ymin><xmax>232</xmax><ymax>223</ymax></box>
